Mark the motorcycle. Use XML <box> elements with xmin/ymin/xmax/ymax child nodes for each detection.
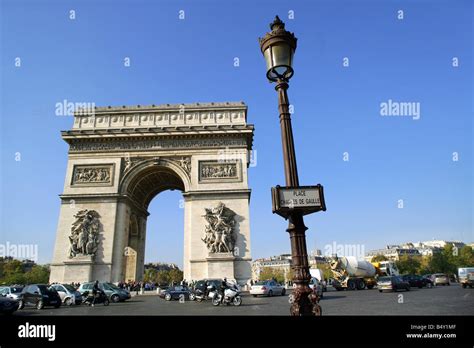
<box><xmin>82</xmin><ymin>290</ymin><xmax>110</xmax><ymax>306</ymax></box>
<box><xmin>211</xmin><ymin>284</ymin><xmax>242</xmax><ymax>306</ymax></box>
<box><xmin>193</xmin><ymin>284</ymin><xmax>217</xmax><ymax>302</ymax></box>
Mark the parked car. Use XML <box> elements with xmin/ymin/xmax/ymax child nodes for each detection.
<box><xmin>18</xmin><ymin>284</ymin><xmax>62</xmax><ymax>310</ymax></box>
<box><xmin>378</xmin><ymin>276</ymin><xmax>410</xmax><ymax>292</ymax></box>
<box><xmin>431</xmin><ymin>273</ymin><xmax>450</xmax><ymax>286</ymax></box>
<box><xmin>309</xmin><ymin>277</ymin><xmax>324</xmax><ymax>298</ymax></box>
<box><xmin>0</xmin><ymin>286</ymin><xmax>23</xmax><ymax>300</ymax></box>
<box><xmin>159</xmin><ymin>286</ymin><xmax>191</xmax><ymax>301</ymax></box>
<box><xmin>401</xmin><ymin>275</ymin><xmax>433</xmax><ymax>288</ymax></box>
<box><xmin>50</xmin><ymin>284</ymin><xmax>83</xmax><ymax>305</ymax></box>
<box><xmin>458</xmin><ymin>267</ymin><xmax>474</xmax><ymax>288</ymax></box>
<box><xmin>78</xmin><ymin>282</ymin><xmax>131</xmax><ymax>303</ymax></box>
<box><xmin>250</xmin><ymin>280</ymin><xmax>286</xmax><ymax>297</ymax></box>
<box><xmin>0</xmin><ymin>296</ymin><xmax>19</xmax><ymax>315</ymax></box>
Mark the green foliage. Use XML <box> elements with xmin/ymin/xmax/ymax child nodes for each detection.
<box><xmin>371</xmin><ymin>255</ymin><xmax>388</xmax><ymax>262</ymax></box>
<box><xmin>258</xmin><ymin>267</ymin><xmax>286</xmax><ymax>283</ymax></box>
<box><xmin>395</xmin><ymin>245</ymin><xmax>474</xmax><ymax>276</ymax></box>
<box><xmin>0</xmin><ymin>258</ymin><xmax>50</xmax><ymax>285</ymax></box>
<box><xmin>144</xmin><ymin>268</ymin><xmax>184</xmax><ymax>285</ymax></box>
<box><xmin>396</xmin><ymin>255</ymin><xmax>421</xmax><ymax>275</ymax></box>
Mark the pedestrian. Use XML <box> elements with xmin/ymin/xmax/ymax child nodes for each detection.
<box><xmin>91</xmin><ymin>280</ymin><xmax>99</xmax><ymax>307</ymax></box>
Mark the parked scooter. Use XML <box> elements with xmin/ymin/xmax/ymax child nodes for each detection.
<box><xmin>212</xmin><ymin>283</ymin><xmax>242</xmax><ymax>306</ymax></box>
<box><xmin>82</xmin><ymin>290</ymin><xmax>110</xmax><ymax>306</ymax></box>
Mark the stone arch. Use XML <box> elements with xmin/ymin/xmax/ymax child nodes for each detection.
<box><xmin>118</xmin><ymin>158</ymin><xmax>190</xmax><ymax>281</ymax></box>
<box><xmin>50</xmin><ymin>102</ymin><xmax>253</xmax><ymax>286</ymax></box>
<box><xmin>119</xmin><ymin>158</ymin><xmax>191</xmax><ymax>208</ymax></box>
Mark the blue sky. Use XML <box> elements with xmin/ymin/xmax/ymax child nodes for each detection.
<box><xmin>1</xmin><ymin>0</ymin><xmax>472</xmax><ymax>267</ymax></box>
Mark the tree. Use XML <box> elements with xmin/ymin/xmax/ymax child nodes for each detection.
<box><xmin>24</xmin><ymin>265</ymin><xmax>50</xmax><ymax>284</ymax></box>
<box><xmin>155</xmin><ymin>270</ymin><xmax>170</xmax><ymax>285</ymax></box>
<box><xmin>0</xmin><ymin>258</ymin><xmax>50</xmax><ymax>285</ymax></box>
<box><xmin>258</xmin><ymin>267</ymin><xmax>286</xmax><ymax>283</ymax></box>
<box><xmin>168</xmin><ymin>269</ymin><xmax>184</xmax><ymax>284</ymax></box>
<box><xmin>457</xmin><ymin>246</ymin><xmax>474</xmax><ymax>268</ymax></box>
<box><xmin>395</xmin><ymin>255</ymin><xmax>421</xmax><ymax>275</ymax></box>
<box><xmin>371</xmin><ymin>255</ymin><xmax>388</xmax><ymax>263</ymax></box>
<box><xmin>144</xmin><ymin>268</ymin><xmax>157</xmax><ymax>283</ymax></box>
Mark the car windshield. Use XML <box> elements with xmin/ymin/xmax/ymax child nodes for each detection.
<box><xmin>63</xmin><ymin>284</ymin><xmax>76</xmax><ymax>292</ymax></box>
<box><xmin>38</xmin><ymin>285</ymin><xmax>56</xmax><ymax>293</ymax></box>
<box><xmin>104</xmin><ymin>283</ymin><xmax>120</xmax><ymax>290</ymax></box>
<box><xmin>254</xmin><ymin>281</ymin><xmax>267</xmax><ymax>285</ymax></box>
<box><xmin>10</xmin><ymin>287</ymin><xmax>23</xmax><ymax>293</ymax></box>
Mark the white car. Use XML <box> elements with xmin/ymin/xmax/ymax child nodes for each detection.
<box><xmin>50</xmin><ymin>284</ymin><xmax>83</xmax><ymax>306</ymax></box>
<box><xmin>250</xmin><ymin>280</ymin><xmax>286</xmax><ymax>297</ymax></box>
<box><xmin>0</xmin><ymin>286</ymin><xmax>23</xmax><ymax>300</ymax></box>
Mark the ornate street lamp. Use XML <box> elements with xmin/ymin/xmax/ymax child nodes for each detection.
<box><xmin>259</xmin><ymin>16</ymin><xmax>325</xmax><ymax>316</ymax></box>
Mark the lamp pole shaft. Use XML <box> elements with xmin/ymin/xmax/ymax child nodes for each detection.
<box><xmin>275</xmin><ymin>80</ymin><xmax>320</xmax><ymax>316</ymax></box>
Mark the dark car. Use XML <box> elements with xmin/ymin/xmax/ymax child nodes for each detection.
<box><xmin>378</xmin><ymin>276</ymin><xmax>410</xmax><ymax>292</ymax></box>
<box><xmin>18</xmin><ymin>284</ymin><xmax>62</xmax><ymax>310</ymax></box>
<box><xmin>0</xmin><ymin>296</ymin><xmax>20</xmax><ymax>315</ymax></box>
<box><xmin>159</xmin><ymin>286</ymin><xmax>191</xmax><ymax>301</ymax></box>
<box><xmin>402</xmin><ymin>275</ymin><xmax>432</xmax><ymax>288</ymax></box>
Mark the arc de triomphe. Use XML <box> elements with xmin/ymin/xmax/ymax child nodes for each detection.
<box><xmin>49</xmin><ymin>102</ymin><xmax>254</xmax><ymax>286</ymax></box>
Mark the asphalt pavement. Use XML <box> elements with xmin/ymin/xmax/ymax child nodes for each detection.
<box><xmin>12</xmin><ymin>283</ymin><xmax>474</xmax><ymax>316</ymax></box>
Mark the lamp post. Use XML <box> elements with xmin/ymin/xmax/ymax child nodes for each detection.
<box><xmin>259</xmin><ymin>16</ymin><xmax>324</xmax><ymax>316</ymax></box>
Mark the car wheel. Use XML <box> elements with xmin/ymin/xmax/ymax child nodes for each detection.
<box><xmin>54</xmin><ymin>303</ymin><xmax>61</xmax><ymax>308</ymax></box>
<box><xmin>406</xmin><ymin>287</ymin><xmax>410</xmax><ymax>291</ymax></box>
<box><xmin>252</xmin><ymin>295</ymin><xmax>257</xmax><ymax>297</ymax></box>
<box><xmin>165</xmin><ymin>293</ymin><xmax>172</xmax><ymax>301</ymax></box>
<box><xmin>65</xmin><ymin>297</ymin><xmax>73</xmax><ymax>306</ymax></box>
<box><xmin>461</xmin><ymin>284</ymin><xmax>466</xmax><ymax>288</ymax></box>
<box><xmin>268</xmin><ymin>290</ymin><xmax>273</xmax><ymax>297</ymax></box>
<box><xmin>189</xmin><ymin>293</ymin><xmax>196</xmax><ymax>301</ymax></box>
<box><xmin>104</xmin><ymin>299</ymin><xmax>109</xmax><ymax>306</ymax></box>
<box><xmin>347</xmin><ymin>280</ymin><xmax>356</xmax><ymax>291</ymax></box>
<box><xmin>281</xmin><ymin>289</ymin><xmax>286</xmax><ymax>296</ymax></box>
<box><xmin>111</xmin><ymin>294</ymin><xmax>120</xmax><ymax>303</ymax></box>
<box><xmin>36</xmin><ymin>300</ymin><xmax>44</xmax><ymax>310</ymax></box>
<box><xmin>427</xmin><ymin>283</ymin><xmax>432</xmax><ymax>288</ymax></box>
<box><xmin>447</xmin><ymin>283</ymin><xmax>450</xmax><ymax>286</ymax></box>
<box><xmin>18</xmin><ymin>300</ymin><xmax>24</xmax><ymax>309</ymax></box>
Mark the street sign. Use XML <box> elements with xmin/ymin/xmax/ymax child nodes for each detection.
<box><xmin>271</xmin><ymin>184</ymin><xmax>326</xmax><ymax>219</ymax></box>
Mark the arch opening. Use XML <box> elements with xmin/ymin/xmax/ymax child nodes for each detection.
<box><xmin>121</xmin><ymin>164</ymin><xmax>186</xmax><ymax>283</ymax></box>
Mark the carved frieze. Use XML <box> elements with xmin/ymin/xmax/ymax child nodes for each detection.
<box><xmin>69</xmin><ymin>138</ymin><xmax>247</xmax><ymax>152</ymax></box>
<box><xmin>199</xmin><ymin>160</ymin><xmax>242</xmax><ymax>183</ymax></box>
<box><xmin>71</xmin><ymin>164</ymin><xmax>114</xmax><ymax>186</ymax></box>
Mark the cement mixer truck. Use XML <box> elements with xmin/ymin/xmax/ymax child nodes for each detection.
<box><xmin>330</xmin><ymin>256</ymin><xmax>399</xmax><ymax>291</ymax></box>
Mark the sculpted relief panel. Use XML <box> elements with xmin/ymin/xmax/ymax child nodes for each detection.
<box><xmin>199</xmin><ymin>160</ymin><xmax>241</xmax><ymax>182</ymax></box>
<box><xmin>68</xmin><ymin>210</ymin><xmax>101</xmax><ymax>259</ymax></box>
<box><xmin>202</xmin><ymin>203</ymin><xmax>236</xmax><ymax>254</ymax></box>
<box><xmin>71</xmin><ymin>164</ymin><xmax>114</xmax><ymax>186</ymax></box>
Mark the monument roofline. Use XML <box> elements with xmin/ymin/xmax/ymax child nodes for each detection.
<box><xmin>71</xmin><ymin>101</ymin><xmax>250</xmax><ymax>130</ymax></box>
<box><xmin>75</xmin><ymin>101</ymin><xmax>247</xmax><ymax>116</ymax></box>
